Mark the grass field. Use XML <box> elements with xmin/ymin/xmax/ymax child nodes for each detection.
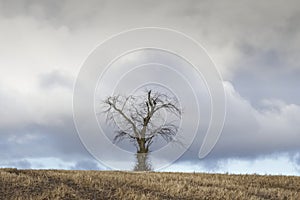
<box><xmin>0</xmin><ymin>168</ymin><xmax>299</xmax><ymax>199</ymax></box>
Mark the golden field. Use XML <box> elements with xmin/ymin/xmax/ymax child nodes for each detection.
<box><xmin>0</xmin><ymin>168</ymin><xmax>299</xmax><ymax>199</ymax></box>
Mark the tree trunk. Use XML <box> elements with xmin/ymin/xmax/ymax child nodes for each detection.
<box><xmin>134</xmin><ymin>153</ymin><xmax>151</xmax><ymax>171</ymax></box>
<box><xmin>137</xmin><ymin>138</ymin><xmax>147</xmax><ymax>153</ymax></box>
<box><xmin>133</xmin><ymin>138</ymin><xmax>151</xmax><ymax>171</ymax></box>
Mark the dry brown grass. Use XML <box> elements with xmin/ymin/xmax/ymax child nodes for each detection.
<box><xmin>0</xmin><ymin>168</ymin><xmax>299</xmax><ymax>199</ymax></box>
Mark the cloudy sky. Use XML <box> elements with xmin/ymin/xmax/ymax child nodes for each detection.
<box><xmin>0</xmin><ymin>0</ymin><xmax>300</xmax><ymax>175</ymax></box>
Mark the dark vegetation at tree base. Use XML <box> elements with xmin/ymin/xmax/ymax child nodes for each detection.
<box><xmin>0</xmin><ymin>168</ymin><xmax>299</xmax><ymax>199</ymax></box>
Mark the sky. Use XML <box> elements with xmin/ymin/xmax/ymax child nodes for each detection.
<box><xmin>0</xmin><ymin>0</ymin><xmax>300</xmax><ymax>175</ymax></box>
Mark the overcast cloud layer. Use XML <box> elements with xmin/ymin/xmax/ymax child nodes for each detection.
<box><xmin>0</xmin><ymin>0</ymin><xmax>299</xmax><ymax>174</ymax></box>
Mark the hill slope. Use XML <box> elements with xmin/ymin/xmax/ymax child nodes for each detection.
<box><xmin>0</xmin><ymin>168</ymin><xmax>299</xmax><ymax>199</ymax></box>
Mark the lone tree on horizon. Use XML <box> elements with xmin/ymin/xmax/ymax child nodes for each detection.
<box><xmin>103</xmin><ymin>90</ymin><xmax>181</xmax><ymax>171</ymax></box>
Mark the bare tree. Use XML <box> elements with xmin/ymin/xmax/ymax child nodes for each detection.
<box><xmin>103</xmin><ymin>90</ymin><xmax>181</xmax><ymax>171</ymax></box>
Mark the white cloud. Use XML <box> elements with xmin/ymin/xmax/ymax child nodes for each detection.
<box><xmin>210</xmin><ymin>82</ymin><xmax>300</xmax><ymax>158</ymax></box>
<box><xmin>164</xmin><ymin>154</ymin><xmax>300</xmax><ymax>176</ymax></box>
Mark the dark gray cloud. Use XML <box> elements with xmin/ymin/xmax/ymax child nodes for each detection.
<box><xmin>0</xmin><ymin>115</ymin><xmax>106</xmax><ymax>170</ymax></box>
<box><xmin>0</xmin><ymin>117</ymin><xmax>90</xmax><ymax>161</ymax></box>
<box><xmin>39</xmin><ymin>70</ymin><xmax>73</xmax><ymax>90</ymax></box>
<box><xmin>232</xmin><ymin>46</ymin><xmax>300</xmax><ymax>106</ymax></box>
<box><xmin>0</xmin><ymin>0</ymin><xmax>98</xmax><ymax>28</ymax></box>
<box><xmin>71</xmin><ymin>160</ymin><xmax>103</xmax><ymax>170</ymax></box>
<box><xmin>0</xmin><ymin>159</ymin><xmax>31</xmax><ymax>169</ymax></box>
